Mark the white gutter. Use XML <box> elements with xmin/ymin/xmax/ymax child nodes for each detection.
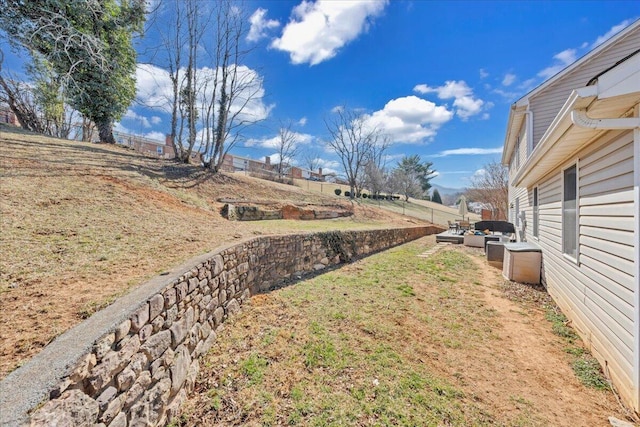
<box><xmin>511</xmin><ymin>89</ymin><xmax>595</xmax><ymax>187</ymax></box>
<box><xmin>571</xmin><ymin>109</ymin><xmax>640</xmax><ymax>129</ymax></box>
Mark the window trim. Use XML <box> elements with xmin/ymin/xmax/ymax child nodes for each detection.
<box><xmin>561</xmin><ymin>163</ymin><xmax>579</xmax><ymax>263</ymax></box>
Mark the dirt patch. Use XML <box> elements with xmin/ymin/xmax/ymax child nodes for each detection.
<box><xmin>456</xmin><ymin>246</ymin><xmax>627</xmax><ymax>426</ymax></box>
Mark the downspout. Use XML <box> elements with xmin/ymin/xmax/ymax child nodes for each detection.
<box><xmin>525</xmin><ymin>107</ymin><xmax>534</xmax><ymax>156</ymax></box>
<box><xmin>572</xmin><ymin>104</ymin><xmax>640</xmax><ymax>412</ymax></box>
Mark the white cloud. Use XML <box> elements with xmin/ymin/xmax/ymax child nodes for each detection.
<box><xmin>433</xmin><ymin>147</ymin><xmax>503</xmax><ymax>157</ymax></box>
<box><xmin>453</xmin><ymin>96</ymin><xmax>483</xmax><ymax>120</ymax></box>
<box><xmin>144</xmin><ymin>131</ymin><xmax>166</xmax><ymax>141</ymax></box>
<box><xmin>297</xmin><ymin>116</ymin><xmax>307</xmax><ymax>126</ymax></box>
<box><xmin>537</xmin><ymin>48</ymin><xmax>577</xmax><ymax>79</ymax></box>
<box><xmin>591</xmin><ymin>19</ymin><xmax>632</xmax><ymax>48</ymax></box>
<box><xmin>361</xmin><ymin>95</ymin><xmax>453</xmax><ymax>144</ymax></box>
<box><xmin>414</xmin><ymin>80</ymin><xmax>485</xmax><ymax>121</ymax></box>
<box><xmin>331</xmin><ymin>105</ymin><xmax>344</xmax><ymax>113</ymax></box>
<box><xmin>479</xmin><ymin>68</ymin><xmax>489</xmax><ymax>79</ymax></box>
<box><xmin>312</xmin><ymin>157</ymin><xmax>340</xmax><ymax>175</ymax></box>
<box><xmin>502</xmin><ymin>73</ymin><xmax>516</xmax><ymax>86</ymax></box>
<box><xmin>247</xmin><ymin>8</ymin><xmax>280</xmax><ymax>42</ymax></box>
<box><xmin>271</xmin><ymin>0</ymin><xmax>389</xmax><ymax>65</ymax></box>
<box><xmin>123</xmin><ymin>109</ymin><xmax>151</xmax><ymax>128</ymax></box>
<box><xmin>245</xmin><ymin>131</ymin><xmax>313</xmax><ymax>149</ymax></box>
<box><xmin>150</xmin><ymin>116</ymin><xmax>162</xmax><ymax>125</ymax></box>
<box><xmin>473</xmin><ymin>168</ymin><xmax>486</xmax><ymax>178</ymax></box>
<box><xmin>136</xmin><ymin>63</ymin><xmax>274</xmax><ymax>123</ymax></box>
<box><xmin>265</xmin><ymin>153</ymin><xmax>290</xmax><ymax>165</ymax></box>
<box><xmin>112</xmin><ymin>124</ymin><xmax>165</xmax><ymax>143</ymax></box>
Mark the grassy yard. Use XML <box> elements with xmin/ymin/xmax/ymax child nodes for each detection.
<box><xmin>175</xmin><ymin>237</ymin><xmax>624</xmax><ymax>427</ymax></box>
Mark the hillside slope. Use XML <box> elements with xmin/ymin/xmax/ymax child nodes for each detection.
<box><xmin>0</xmin><ymin>126</ymin><xmax>424</xmax><ymax>377</ymax></box>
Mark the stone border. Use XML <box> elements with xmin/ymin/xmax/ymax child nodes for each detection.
<box><xmin>0</xmin><ymin>226</ymin><xmax>442</xmax><ymax>426</ymax></box>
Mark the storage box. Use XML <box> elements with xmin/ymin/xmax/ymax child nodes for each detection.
<box><xmin>486</xmin><ymin>241</ymin><xmax>505</xmax><ymax>264</ymax></box>
<box><xmin>463</xmin><ymin>234</ymin><xmax>485</xmax><ymax>248</ymax></box>
<box><xmin>502</xmin><ymin>243</ymin><xmax>542</xmax><ymax>284</ymax></box>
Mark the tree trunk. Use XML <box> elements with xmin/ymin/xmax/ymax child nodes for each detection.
<box><xmin>96</xmin><ymin>118</ymin><xmax>116</xmax><ymax>144</ymax></box>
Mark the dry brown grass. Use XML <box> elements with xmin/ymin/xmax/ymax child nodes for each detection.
<box><xmin>0</xmin><ymin>126</ymin><xmax>419</xmax><ymax>377</ymax></box>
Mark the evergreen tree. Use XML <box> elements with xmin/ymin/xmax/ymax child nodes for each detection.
<box><xmin>396</xmin><ymin>155</ymin><xmax>437</xmax><ymax>196</ymax></box>
<box><xmin>432</xmin><ymin>188</ymin><xmax>443</xmax><ymax>204</ymax></box>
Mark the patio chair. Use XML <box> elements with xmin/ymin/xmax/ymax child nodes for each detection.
<box><xmin>448</xmin><ymin>220</ymin><xmax>458</xmax><ymax>232</ymax></box>
<box><xmin>458</xmin><ymin>220</ymin><xmax>470</xmax><ymax>232</ymax></box>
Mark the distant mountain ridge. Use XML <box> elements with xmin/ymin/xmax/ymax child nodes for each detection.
<box><xmin>431</xmin><ymin>183</ymin><xmax>464</xmax><ymax>196</ymax></box>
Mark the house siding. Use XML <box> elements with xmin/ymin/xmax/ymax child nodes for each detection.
<box><xmin>532</xmin><ymin>130</ymin><xmax>637</xmax><ymax>407</ymax></box>
<box><xmin>530</xmin><ymin>29</ymin><xmax>640</xmax><ymax>149</ymax></box>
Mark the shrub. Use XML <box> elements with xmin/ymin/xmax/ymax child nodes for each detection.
<box><xmin>334</xmin><ymin>189</ymin><xmax>342</xmax><ymax>196</ymax></box>
<box><xmin>362</xmin><ymin>193</ymin><xmax>368</xmax><ymax>199</ymax></box>
<box><xmin>344</xmin><ymin>191</ymin><xmax>351</xmax><ymax>197</ymax></box>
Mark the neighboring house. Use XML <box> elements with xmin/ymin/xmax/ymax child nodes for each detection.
<box><xmin>115</xmin><ymin>131</ymin><xmax>175</xmax><ymax>159</ymax></box>
<box><xmin>0</xmin><ymin>106</ymin><xmax>20</xmax><ymax>126</ymax></box>
<box><xmin>502</xmin><ymin>19</ymin><xmax>639</xmax><ymax>412</ymax></box>
<box><xmin>220</xmin><ymin>153</ymin><xmax>324</xmax><ymax>181</ymax></box>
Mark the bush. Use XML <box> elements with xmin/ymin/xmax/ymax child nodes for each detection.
<box><xmin>344</xmin><ymin>191</ymin><xmax>351</xmax><ymax>197</ymax></box>
<box><xmin>362</xmin><ymin>193</ymin><xmax>368</xmax><ymax>199</ymax></box>
<box><xmin>334</xmin><ymin>189</ymin><xmax>342</xmax><ymax>196</ymax></box>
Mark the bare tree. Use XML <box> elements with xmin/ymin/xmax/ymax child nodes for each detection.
<box><xmin>363</xmin><ymin>162</ymin><xmax>388</xmax><ymax>198</ymax></box>
<box><xmin>147</xmin><ymin>0</ymin><xmax>264</xmax><ymax>169</ymax></box>
<box><xmin>151</xmin><ymin>0</ymin><xmax>208</xmax><ymax>162</ymax></box>
<box><xmin>466</xmin><ymin>160</ymin><xmax>508</xmax><ymax>220</ymax></box>
<box><xmin>0</xmin><ymin>49</ymin><xmax>74</xmax><ymax>138</ymax></box>
<box><xmin>325</xmin><ymin>107</ymin><xmax>383</xmax><ymax>198</ymax></box>
<box><xmin>301</xmin><ymin>148</ymin><xmax>322</xmax><ymax>173</ymax></box>
<box><xmin>274</xmin><ymin>120</ymin><xmax>301</xmax><ymax>179</ymax></box>
<box><xmin>390</xmin><ymin>168</ymin><xmax>423</xmax><ymax>201</ymax></box>
<box><xmin>159</xmin><ymin>0</ymin><xmax>187</xmax><ymax>161</ymax></box>
<box><xmin>360</xmin><ymin>134</ymin><xmax>390</xmax><ymax>197</ymax></box>
<box><xmin>0</xmin><ymin>52</ymin><xmax>43</xmax><ymax>132</ymax></box>
<box><xmin>202</xmin><ymin>0</ymin><xmax>264</xmax><ymax>172</ymax></box>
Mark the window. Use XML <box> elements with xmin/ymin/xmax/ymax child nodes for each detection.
<box><xmin>157</xmin><ymin>146</ymin><xmax>163</xmax><ymax>155</ymax></box>
<box><xmin>562</xmin><ymin>165</ymin><xmax>577</xmax><ymax>258</ymax></box>
<box><xmin>533</xmin><ymin>187</ymin><xmax>539</xmax><ymax>238</ymax></box>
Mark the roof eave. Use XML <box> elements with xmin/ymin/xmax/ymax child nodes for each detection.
<box><xmin>501</xmin><ymin>101</ymin><xmax>528</xmax><ymax>164</ymax></box>
<box><xmin>518</xmin><ymin>19</ymin><xmax>640</xmax><ymax>103</ymax></box>
<box><xmin>512</xmin><ymin>88</ymin><xmax>597</xmax><ymax>187</ymax></box>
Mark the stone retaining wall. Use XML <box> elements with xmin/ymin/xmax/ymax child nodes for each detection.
<box><xmin>223</xmin><ymin>203</ymin><xmax>352</xmax><ymax>221</ymax></box>
<box><xmin>0</xmin><ymin>226</ymin><xmax>442</xmax><ymax>426</ymax></box>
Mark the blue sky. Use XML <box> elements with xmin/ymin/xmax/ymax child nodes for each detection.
<box><xmin>3</xmin><ymin>1</ymin><xmax>639</xmax><ymax>189</ymax></box>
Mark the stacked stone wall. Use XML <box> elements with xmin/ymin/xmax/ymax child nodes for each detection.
<box><xmin>0</xmin><ymin>226</ymin><xmax>442</xmax><ymax>426</ymax></box>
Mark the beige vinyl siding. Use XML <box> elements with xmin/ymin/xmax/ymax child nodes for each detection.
<box><xmin>508</xmin><ymin>122</ymin><xmax>530</xmax><ymax>236</ymax></box>
<box><xmin>530</xmin><ymin>29</ymin><xmax>640</xmax><ymax>148</ymax></box>
<box><xmin>508</xmin><ymin>185</ymin><xmax>529</xmax><ymax>234</ymax></box>
<box><xmin>518</xmin><ymin>124</ymin><xmax>528</xmax><ymax>166</ymax></box>
<box><xmin>509</xmin><ymin>122</ymin><xmax>528</xmax><ymax>180</ymax></box>
<box><xmin>536</xmin><ymin>131</ymin><xmax>636</xmax><ymax>402</ymax></box>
